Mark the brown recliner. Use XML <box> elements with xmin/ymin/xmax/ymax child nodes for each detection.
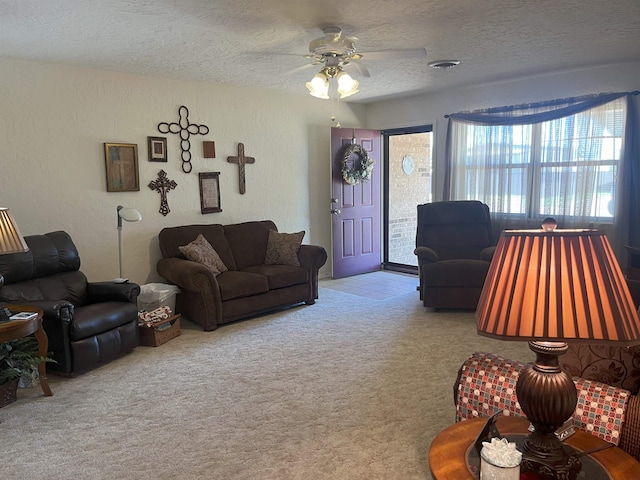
<box><xmin>0</xmin><ymin>231</ymin><xmax>140</xmax><ymax>375</ymax></box>
<box><xmin>414</xmin><ymin>200</ymin><xmax>495</xmax><ymax>310</ymax></box>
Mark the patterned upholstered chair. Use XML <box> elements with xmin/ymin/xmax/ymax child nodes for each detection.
<box><xmin>455</xmin><ymin>352</ymin><xmax>640</xmax><ymax>460</ymax></box>
<box><xmin>560</xmin><ymin>344</ymin><xmax>640</xmax><ymax>395</ymax></box>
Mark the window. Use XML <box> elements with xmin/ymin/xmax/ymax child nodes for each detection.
<box><xmin>449</xmin><ymin>98</ymin><xmax>626</xmax><ymax>224</ymax></box>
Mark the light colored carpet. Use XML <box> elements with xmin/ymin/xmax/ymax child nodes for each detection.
<box><xmin>1</xmin><ymin>288</ymin><xmax>531</xmax><ymax>480</ymax></box>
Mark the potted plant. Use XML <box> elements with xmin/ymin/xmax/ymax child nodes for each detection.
<box><xmin>0</xmin><ymin>337</ymin><xmax>53</xmax><ymax>407</ymax></box>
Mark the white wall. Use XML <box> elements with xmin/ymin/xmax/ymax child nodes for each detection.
<box><xmin>3</xmin><ymin>58</ymin><xmax>639</xmax><ymax>287</ymax></box>
<box><xmin>0</xmin><ymin>58</ymin><xmax>366</xmax><ymax>285</ymax></box>
<box><xmin>366</xmin><ymin>61</ymin><xmax>640</xmax><ymax>200</ymax></box>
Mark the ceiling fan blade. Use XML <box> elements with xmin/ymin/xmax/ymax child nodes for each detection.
<box><xmin>358</xmin><ymin>47</ymin><xmax>427</xmax><ymax>61</ymax></box>
<box><xmin>283</xmin><ymin>63</ymin><xmax>316</xmax><ymax>76</ymax></box>
<box><xmin>344</xmin><ymin>62</ymin><xmax>370</xmax><ymax>78</ymax></box>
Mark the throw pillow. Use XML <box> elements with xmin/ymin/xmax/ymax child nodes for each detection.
<box><xmin>178</xmin><ymin>234</ymin><xmax>228</xmax><ymax>275</ymax></box>
<box><xmin>264</xmin><ymin>230</ymin><xmax>305</xmax><ymax>266</ymax></box>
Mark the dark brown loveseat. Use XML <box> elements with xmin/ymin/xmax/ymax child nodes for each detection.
<box><xmin>157</xmin><ymin>220</ymin><xmax>327</xmax><ymax>331</ymax></box>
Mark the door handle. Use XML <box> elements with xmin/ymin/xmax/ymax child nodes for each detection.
<box><xmin>331</xmin><ymin>209</ymin><xmax>341</xmax><ymax>215</ymax></box>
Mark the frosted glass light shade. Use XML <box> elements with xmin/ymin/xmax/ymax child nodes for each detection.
<box><xmin>306</xmin><ymin>72</ymin><xmax>329</xmax><ymax>99</ymax></box>
<box><xmin>336</xmin><ymin>71</ymin><xmax>359</xmax><ymax>98</ymax></box>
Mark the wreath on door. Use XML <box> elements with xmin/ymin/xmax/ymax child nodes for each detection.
<box><xmin>341</xmin><ymin>144</ymin><xmax>374</xmax><ymax>185</ymax></box>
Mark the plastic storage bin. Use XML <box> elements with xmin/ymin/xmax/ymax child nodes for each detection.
<box><xmin>137</xmin><ymin>283</ymin><xmax>181</xmax><ymax>314</ymax></box>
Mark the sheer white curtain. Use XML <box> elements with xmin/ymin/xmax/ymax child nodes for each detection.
<box><xmin>446</xmin><ymin>97</ymin><xmax>627</xmax><ymax>250</ymax></box>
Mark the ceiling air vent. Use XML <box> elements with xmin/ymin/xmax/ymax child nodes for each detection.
<box><xmin>428</xmin><ymin>60</ymin><xmax>460</xmax><ymax>69</ymax></box>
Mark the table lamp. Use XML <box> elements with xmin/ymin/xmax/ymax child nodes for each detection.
<box><xmin>475</xmin><ymin>225</ymin><xmax>640</xmax><ymax>479</ymax></box>
<box><xmin>116</xmin><ymin>205</ymin><xmax>142</xmax><ymax>282</ymax></box>
<box><xmin>0</xmin><ymin>208</ymin><xmax>28</xmax><ymax>255</ymax></box>
<box><xmin>0</xmin><ymin>207</ymin><xmax>29</xmax><ymax>290</ymax></box>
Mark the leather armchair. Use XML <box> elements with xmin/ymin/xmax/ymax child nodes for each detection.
<box><xmin>414</xmin><ymin>200</ymin><xmax>495</xmax><ymax>310</ymax></box>
<box><xmin>0</xmin><ymin>231</ymin><xmax>140</xmax><ymax>375</ymax></box>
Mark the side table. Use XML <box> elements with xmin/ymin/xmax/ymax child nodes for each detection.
<box><xmin>0</xmin><ymin>305</ymin><xmax>53</xmax><ymax>397</ymax></box>
<box><xmin>429</xmin><ymin>415</ymin><xmax>640</xmax><ymax>479</ymax></box>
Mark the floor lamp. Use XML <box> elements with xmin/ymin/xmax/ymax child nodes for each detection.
<box><xmin>116</xmin><ymin>205</ymin><xmax>141</xmax><ymax>282</ymax></box>
<box><xmin>476</xmin><ymin>226</ymin><xmax>640</xmax><ymax>479</ymax></box>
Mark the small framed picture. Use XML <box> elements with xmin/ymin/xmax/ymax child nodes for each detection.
<box><xmin>148</xmin><ymin>136</ymin><xmax>168</xmax><ymax>162</ymax></box>
<box><xmin>203</xmin><ymin>140</ymin><xmax>216</xmax><ymax>158</ymax></box>
<box><xmin>104</xmin><ymin>143</ymin><xmax>140</xmax><ymax>192</ymax></box>
<box><xmin>199</xmin><ymin>172</ymin><xmax>222</xmax><ymax>214</ymax></box>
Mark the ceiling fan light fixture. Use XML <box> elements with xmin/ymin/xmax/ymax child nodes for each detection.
<box><xmin>336</xmin><ymin>70</ymin><xmax>359</xmax><ymax>99</ymax></box>
<box><xmin>428</xmin><ymin>59</ymin><xmax>461</xmax><ymax>69</ymax></box>
<box><xmin>300</xmin><ymin>26</ymin><xmax>430</xmax><ymax>100</ymax></box>
<box><xmin>306</xmin><ymin>71</ymin><xmax>329</xmax><ymax>99</ymax></box>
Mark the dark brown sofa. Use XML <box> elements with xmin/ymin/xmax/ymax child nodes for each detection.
<box><xmin>157</xmin><ymin>220</ymin><xmax>327</xmax><ymax>331</ymax></box>
<box><xmin>0</xmin><ymin>231</ymin><xmax>140</xmax><ymax>375</ymax></box>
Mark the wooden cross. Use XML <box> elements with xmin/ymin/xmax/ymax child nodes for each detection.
<box><xmin>227</xmin><ymin>143</ymin><xmax>255</xmax><ymax>194</ymax></box>
<box><xmin>148</xmin><ymin>170</ymin><xmax>177</xmax><ymax>216</ymax></box>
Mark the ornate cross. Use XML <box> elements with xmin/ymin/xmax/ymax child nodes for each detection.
<box><xmin>158</xmin><ymin>105</ymin><xmax>209</xmax><ymax>173</ymax></box>
<box><xmin>148</xmin><ymin>170</ymin><xmax>177</xmax><ymax>216</ymax></box>
<box><xmin>227</xmin><ymin>143</ymin><xmax>255</xmax><ymax>194</ymax></box>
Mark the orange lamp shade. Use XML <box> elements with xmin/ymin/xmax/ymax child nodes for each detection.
<box><xmin>476</xmin><ymin>229</ymin><xmax>640</xmax><ymax>345</ymax></box>
<box><xmin>0</xmin><ymin>208</ymin><xmax>28</xmax><ymax>254</ymax></box>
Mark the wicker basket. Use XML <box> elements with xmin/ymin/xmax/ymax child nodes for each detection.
<box><xmin>138</xmin><ymin>314</ymin><xmax>181</xmax><ymax>347</ymax></box>
<box><xmin>0</xmin><ymin>378</ymin><xmax>19</xmax><ymax>408</ymax></box>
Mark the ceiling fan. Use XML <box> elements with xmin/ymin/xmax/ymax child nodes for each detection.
<box><xmin>299</xmin><ymin>27</ymin><xmax>427</xmax><ymax>99</ymax></box>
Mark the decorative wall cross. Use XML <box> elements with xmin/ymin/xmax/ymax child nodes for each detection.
<box><xmin>148</xmin><ymin>170</ymin><xmax>177</xmax><ymax>216</ymax></box>
<box><xmin>158</xmin><ymin>105</ymin><xmax>209</xmax><ymax>173</ymax></box>
<box><xmin>227</xmin><ymin>143</ymin><xmax>255</xmax><ymax>194</ymax></box>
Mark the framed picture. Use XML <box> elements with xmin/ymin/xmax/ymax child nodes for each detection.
<box><xmin>148</xmin><ymin>136</ymin><xmax>167</xmax><ymax>162</ymax></box>
<box><xmin>203</xmin><ymin>140</ymin><xmax>216</xmax><ymax>158</ymax></box>
<box><xmin>104</xmin><ymin>143</ymin><xmax>140</xmax><ymax>192</ymax></box>
<box><xmin>199</xmin><ymin>172</ymin><xmax>222</xmax><ymax>214</ymax></box>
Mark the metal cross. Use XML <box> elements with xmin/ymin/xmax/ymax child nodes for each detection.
<box><xmin>158</xmin><ymin>105</ymin><xmax>209</xmax><ymax>173</ymax></box>
<box><xmin>148</xmin><ymin>170</ymin><xmax>177</xmax><ymax>216</ymax></box>
<box><xmin>227</xmin><ymin>143</ymin><xmax>255</xmax><ymax>194</ymax></box>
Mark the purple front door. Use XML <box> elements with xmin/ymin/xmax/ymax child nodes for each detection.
<box><xmin>331</xmin><ymin>128</ymin><xmax>382</xmax><ymax>279</ymax></box>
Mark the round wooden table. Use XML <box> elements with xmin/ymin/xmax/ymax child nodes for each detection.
<box><xmin>429</xmin><ymin>416</ymin><xmax>640</xmax><ymax>479</ymax></box>
<box><xmin>0</xmin><ymin>305</ymin><xmax>53</xmax><ymax>397</ymax></box>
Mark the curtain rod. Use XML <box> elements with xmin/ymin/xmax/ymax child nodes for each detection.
<box><xmin>444</xmin><ymin>90</ymin><xmax>639</xmax><ymax>118</ymax></box>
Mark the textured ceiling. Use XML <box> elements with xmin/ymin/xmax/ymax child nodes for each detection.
<box><xmin>2</xmin><ymin>0</ymin><xmax>640</xmax><ymax>103</ymax></box>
